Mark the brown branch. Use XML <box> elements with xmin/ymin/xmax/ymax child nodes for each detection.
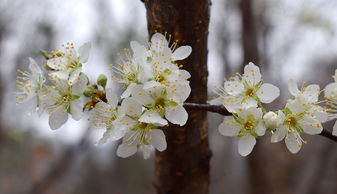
<box><xmin>183</xmin><ymin>102</ymin><xmax>337</xmax><ymax>143</ymax></box>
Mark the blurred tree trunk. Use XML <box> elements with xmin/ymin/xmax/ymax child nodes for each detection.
<box><xmin>143</xmin><ymin>0</ymin><xmax>210</xmax><ymax>194</ymax></box>
<box><xmin>239</xmin><ymin>0</ymin><xmax>260</xmax><ymax>68</ymax></box>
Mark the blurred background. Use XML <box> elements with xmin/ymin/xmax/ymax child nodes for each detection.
<box><xmin>0</xmin><ymin>0</ymin><xmax>337</xmax><ymax>193</ymax></box>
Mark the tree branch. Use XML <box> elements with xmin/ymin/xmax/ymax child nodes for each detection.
<box><xmin>183</xmin><ymin>102</ymin><xmax>337</xmax><ymax>143</ymax></box>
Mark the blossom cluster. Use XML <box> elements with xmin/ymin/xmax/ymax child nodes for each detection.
<box><xmin>16</xmin><ymin>32</ymin><xmax>337</xmax><ymax>158</ymax></box>
<box><xmin>211</xmin><ymin>62</ymin><xmax>336</xmax><ymax>156</ymax></box>
<box><xmin>16</xmin><ymin>33</ymin><xmax>192</xmax><ymax>159</ymax></box>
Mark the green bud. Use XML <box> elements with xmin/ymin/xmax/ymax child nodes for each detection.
<box><xmin>39</xmin><ymin>49</ymin><xmax>52</xmax><ymax>60</ymax></box>
<box><xmin>84</xmin><ymin>85</ymin><xmax>98</xmax><ymax>97</ymax></box>
<box><xmin>97</xmin><ymin>74</ymin><xmax>107</xmax><ymax>88</ymax></box>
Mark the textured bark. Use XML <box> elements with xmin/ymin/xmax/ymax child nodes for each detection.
<box><xmin>239</xmin><ymin>0</ymin><xmax>260</xmax><ymax>67</ymax></box>
<box><xmin>143</xmin><ymin>1</ymin><xmax>210</xmax><ymax>194</ymax></box>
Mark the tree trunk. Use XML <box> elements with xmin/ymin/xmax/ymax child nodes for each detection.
<box><xmin>143</xmin><ymin>1</ymin><xmax>211</xmax><ymax>194</ymax></box>
<box><xmin>239</xmin><ymin>0</ymin><xmax>260</xmax><ymax>67</ymax></box>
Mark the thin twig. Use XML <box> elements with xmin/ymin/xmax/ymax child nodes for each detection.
<box><xmin>183</xmin><ymin>102</ymin><xmax>337</xmax><ymax>143</ymax></box>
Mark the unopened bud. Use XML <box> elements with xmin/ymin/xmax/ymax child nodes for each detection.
<box><xmin>263</xmin><ymin>111</ymin><xmax>279</xmax><ymax>130</ymax></box>
<box><xmin>97</xmin><ymin>74</ymin><xmax>107</xmax><ymax>88</ymax></box>
<box><xmin>39</xmin><ymin>50</ymin><xmax>52</xmax><ymax>60</ymax></box>
<box><xmin>84</xmin><ymin>85</ymin><xmax>98</xmax><ymax>97</ymax></box>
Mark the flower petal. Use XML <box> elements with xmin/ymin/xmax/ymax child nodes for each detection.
<box><xmin>333</xmin><ymin>121</ymin><xmax>337</xmax><ymax>136</ymax></box>
<box><xmin>68</xmin><ymin>68</ymin><xmax>82</xmax><ymax>85</ymax></box>
<box><xmin>70</xmin><ymin>99</ymin><xmax>84</xmax><ymax>121</ymax></box>
<box><xmin>298</xmin><ymin>116</ymin><xmax>323</xmax><ymax>135</ymax></box>
<box><xmin>238</xmin><ymin>134</ymin><xmax>256</xmax><ymax>156</ymax></box>
<box><xmin>119</xmin><ymin>98</ymin><xmax>142</xmax><ymax>117</ymax></box>
<box><xmin>303</xmin><ymin>84</ymin><xmax>319</xmax><ymax>103</ymax></box>
<box><xmin>243</xmin><ymin>62</ymin><xmax>261</xmax><ymax>85</ymax></box>
<box><xmin>49</xmin><ymin>106</ymin><xmax>68</xmax><ymax>130</ymax></box>
<box><xmin>271</xmin><ymin>125</ymin><xmax>287</xmax><ymax>143</ymax></box>
<box><xmin>96</xmin><ymin>128</ymin><xmax>126</xmax><ymax>145</ymax></box>
<box><xmin>255</xmin><ymin>122</ymin><xmax>266</xmax><ymax>136</ymax></box>
<box><xmin>150</xmin><ymin>129</ymin><xmax>167</xmax><ymax>152</ymax></box>
<box><xmin>285</xmin><ymin>132</ymin><xmax>301</xmax><ymax>154</ymax></box>
<box><xmin>139</xmin><ymin>110</ymin><xmax>168</xmax><ymax>126</ymax></box>
<box><xmin>117</xmin><ymin>144</ymin><xmax>137</xmax><ymax>158</ymax></box>
<box><xmin>172</xmin><ymin>46</ymin><xmax>192</xmax><ymax>61</ymax></box>
<box><xmin>218</xmin><ymin>116</ymin><xmax>241</xmax><ymax>136</ymax></box>
<box><xmin>165</xmin><ymin>105</ymin><xmax>188</xmax><ymax>126</ymax></box>
<box><xmin>325</xmin><ymin>82</ymin><xmax>337</xmax><ymax>99</ymax></box>
<box><xmin>78</xmin><ymin>42</ymin><xmax>91</xmax><ymax>63</ymax></box>
<box><xmin>72</xmin><ymin>73</ymin><xmax>88</xmax><ymax>95</ymax></box>
<box><xmin>106</xmin><ymin>88</ymin><xmax>118</xmax><ymax>108</ymax></box>
<box><xmin>28</xmin><ymin>57</ymin><xmax>42</xmax><ymax>74</ymax></box>
<box><xmin>288</xmin><ymin>79</ymin><xmax>300</xmax><ymax>96</ymax></box>
<box><xmin>256</xmin><ymin>83</ymin><xmax>280</xmax><ymax>103</ymax></box>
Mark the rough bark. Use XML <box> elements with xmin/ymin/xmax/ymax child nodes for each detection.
<box><xmin>143</xmin><ymin>1</ymin><xmax>210</xmax><ymax>194</ymax></box>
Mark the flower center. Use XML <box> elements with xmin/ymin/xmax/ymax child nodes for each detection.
<box><xmin>286</xmin><ymin>115</ymin><xmax>297</xmax><ymax>127</ymax></box>
<box><xmin>154</xmin><ymin>97</ymin><xmax>166</xmax><ymax>110</ymax></box>
<box><xmin>156</xmin><ymin>74</ymin><xmax>166</xmax><ymax>84</ymax></box>
<box><xmin>245</xmin><ymin>88</ymin><xmax>255</xmax><ymax>97</ymax></box>
<box><xmin>243</xmin><ymin>120</ymin><xmax>255</xmax><ymax>131</ymax></box>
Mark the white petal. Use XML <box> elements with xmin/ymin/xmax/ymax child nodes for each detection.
<box><xmin>131</xmin><ymin>41</ymin><xmax>147</xmax><ymax>60</ymax></box>
<box><xmin>117</xmin><ymin>144</ymin><xmax>137</xmax><ymax>158</ymax></box>
<box><xmin>288</xmin><ymin>79</ymin><xmax>300</xmax><ymax>96</ymax></box>
<box><xmin>224</xmin><ymin>81</ymin><xmax>244</xmax><ymax>96</ymax></box>
<box><xmin>72</xmin><ymin>73</ymin><xmax>88</xmax><ymax>95</ymax></box>
<box><xmin>172</xmin><ymin>46</ymin><xmax>192</xmax><ymax>61</ymax></box>
<box><xmin>78</xmin><ymin>42</ymin><xmax>91</xmax><ymax>63</ymax></box>
<box><xmin>139</xmin><ymin>110</ymin><xmax>168</xmax><ymax>126</ymax></box>
<box><xmin>240</xmin><ymin>97</ymin><xmax>258</xmax><ymax>109</ymax></box>
<box><xmin>68</xmin><ymin>68</ymin><xmax>82</xmax><ymax>85</ymax></box>
<box><xmin>150</xmin><ymin>129</ymin><xmax>167</xmax><ymax>152</ymax></box>
<box><xmin>257</xmin><ymin>83</ymin><xmax>280</xmax><ymax>103</ymax></box>
<box><xmin>165</xmin><ymin>105</ymin><xmax>188</xmax><ymax>126</ymax></box>
<box><xmin>119</xmin><ymin>98</ymin><xmax>142</xmax><ymax>117</ymax></box>
<box><xmin>28</xmin><ymin>57</ymin><xmax>42</xmax><ymax>74</ymax></box>
<box><xmin>47</xmin><ymin>57</ymin><xmax>67</xmax><ymax>70</ymax></box>
<box><xmin>209</xmin><ymin>97</ymin><xmax>224</xmax><ymax>105</ymax></box>
<box><xmin>299</xmin><ymin>116</ymin><xmax>323</xmax><ymax>135</ymax></box>
<box><xmin>49</xmin><ymin>71</ymin><xmax>69</xmax><ymax>80</ymax></box>
<box><xmin>49</xmin><ymin>106</ymin><xmax>68</xmax><ymax>130</ymax></box>
<box><xmin>70</xmin><ymin>99</ymin><xmax>84</xmax><ymax>121</ymax></box>
<box><xmin>303</xmin><ymin>84</ymin><xmax>319</xmax><ymax>103</ymax></box>
<box><xmin>143</xmin><ymin>80</ymin><xmax>161</xmax><ymax>89</ymax></box>
<box><xmin>285</xmin><ymin>133</ymin><xmax>301</xmax><ymax>154</ymax></box>
<box><xmin>255</xmin><ymin>122</ymin><xmax>266</xmax><ymax>136</ymax></box>
<box><xmin>106</xmin><ymin>88</ymin><xmax>118</xmax><ymax>108</ymax></box>
<box><xmin>271</xmin><ymin>125</ymin><xmax>287</xmax><ymax>143</ymax></box>
<box><xmin>141</xmin><ymin>145</ymin><xmax>154</xmax><ymax>159</ymax></box>
<box><xmin>243</xmin><ymin>62</ymin><xmax>261</xmax><ymax>85</ymax></box>
<box><xmin>238</xmin><ymin>134</ymin><xmax>256</xmax><ymax>156</ymax></box>
<box><xmin>121</xmin><ymin>83</ymin><xmax>137</xmax><ymax>99</ymax></box>
<box><xmin>96</xmin><ymin>128</ymin><xmax>125</xmax><ymax>145</ymax></box>
<box><xmin>150</xmin><ymin>33</ymin><xmax>168</xmax><ymax>51</ymax></box>
<box><xmin>218</xmin><ymin>116</ymin><xmax>241</xmax><ymax>136</ymax></box>
<box><xmin>333</xmin><ymin>121</ymin><xmax>337</xmax><ymax>136</ymax></box>
<box><xmin>325</xmin><ymin>83</ymin><xmax>337</xmax><ymax>99</ymax></box>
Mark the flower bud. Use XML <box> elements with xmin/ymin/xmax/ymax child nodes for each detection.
<box><xmin>97</xmin><ymin>74</ymin><xmax>107</xmax><ymax>88</ymax></box>
<box><xmin>263</xmin><ymin>111</ymin><xmax>279</xmax><ymax>130</ymax></box>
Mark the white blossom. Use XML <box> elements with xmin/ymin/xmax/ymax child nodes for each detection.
<box><xmin>271</xmin><ymin>81</ymin><xmax>327</xmax><ymax>153</ymax></box>
<box><xmin>45</xmin><ymin>73</ymin><xmax>88</xmax><ymax>129</ymax></box>
<box><xmin>210</xmin><ymin>62</ymin><xmax>280</xmax><ymax>113</ymax></box>
<box><xmin>324</xmin><ymin>70</ymin><xmax>337</xmax><ymax>136</ymax></box>
<box><xmin>47</xmin><ymin>42</ymin><xmax>91</xmax><ymax>85</ymax></box>
<box><xmin>218</xmin><ymin>107</ymin><xmax>266</xmax><ymax>156</ymax></box>
<box><xmin>131</xmin><ymin>84</ymin><xmax>189</xmax><ymax>126</ymax></box>
<box><xmin>116</xmin><ymin>98</ymin><xmax>167</xmax><ymax>159</ymax></box>
<box><xmin>16</xmin><ymin>58</ymin><xmax>46</xmax><ymax>115</ymax></box>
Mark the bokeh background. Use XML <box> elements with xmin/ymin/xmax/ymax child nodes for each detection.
<box><xmin>1</xmin><ymin>0</ymin><xmax>337</xmax><ymax>193</ymax></box>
